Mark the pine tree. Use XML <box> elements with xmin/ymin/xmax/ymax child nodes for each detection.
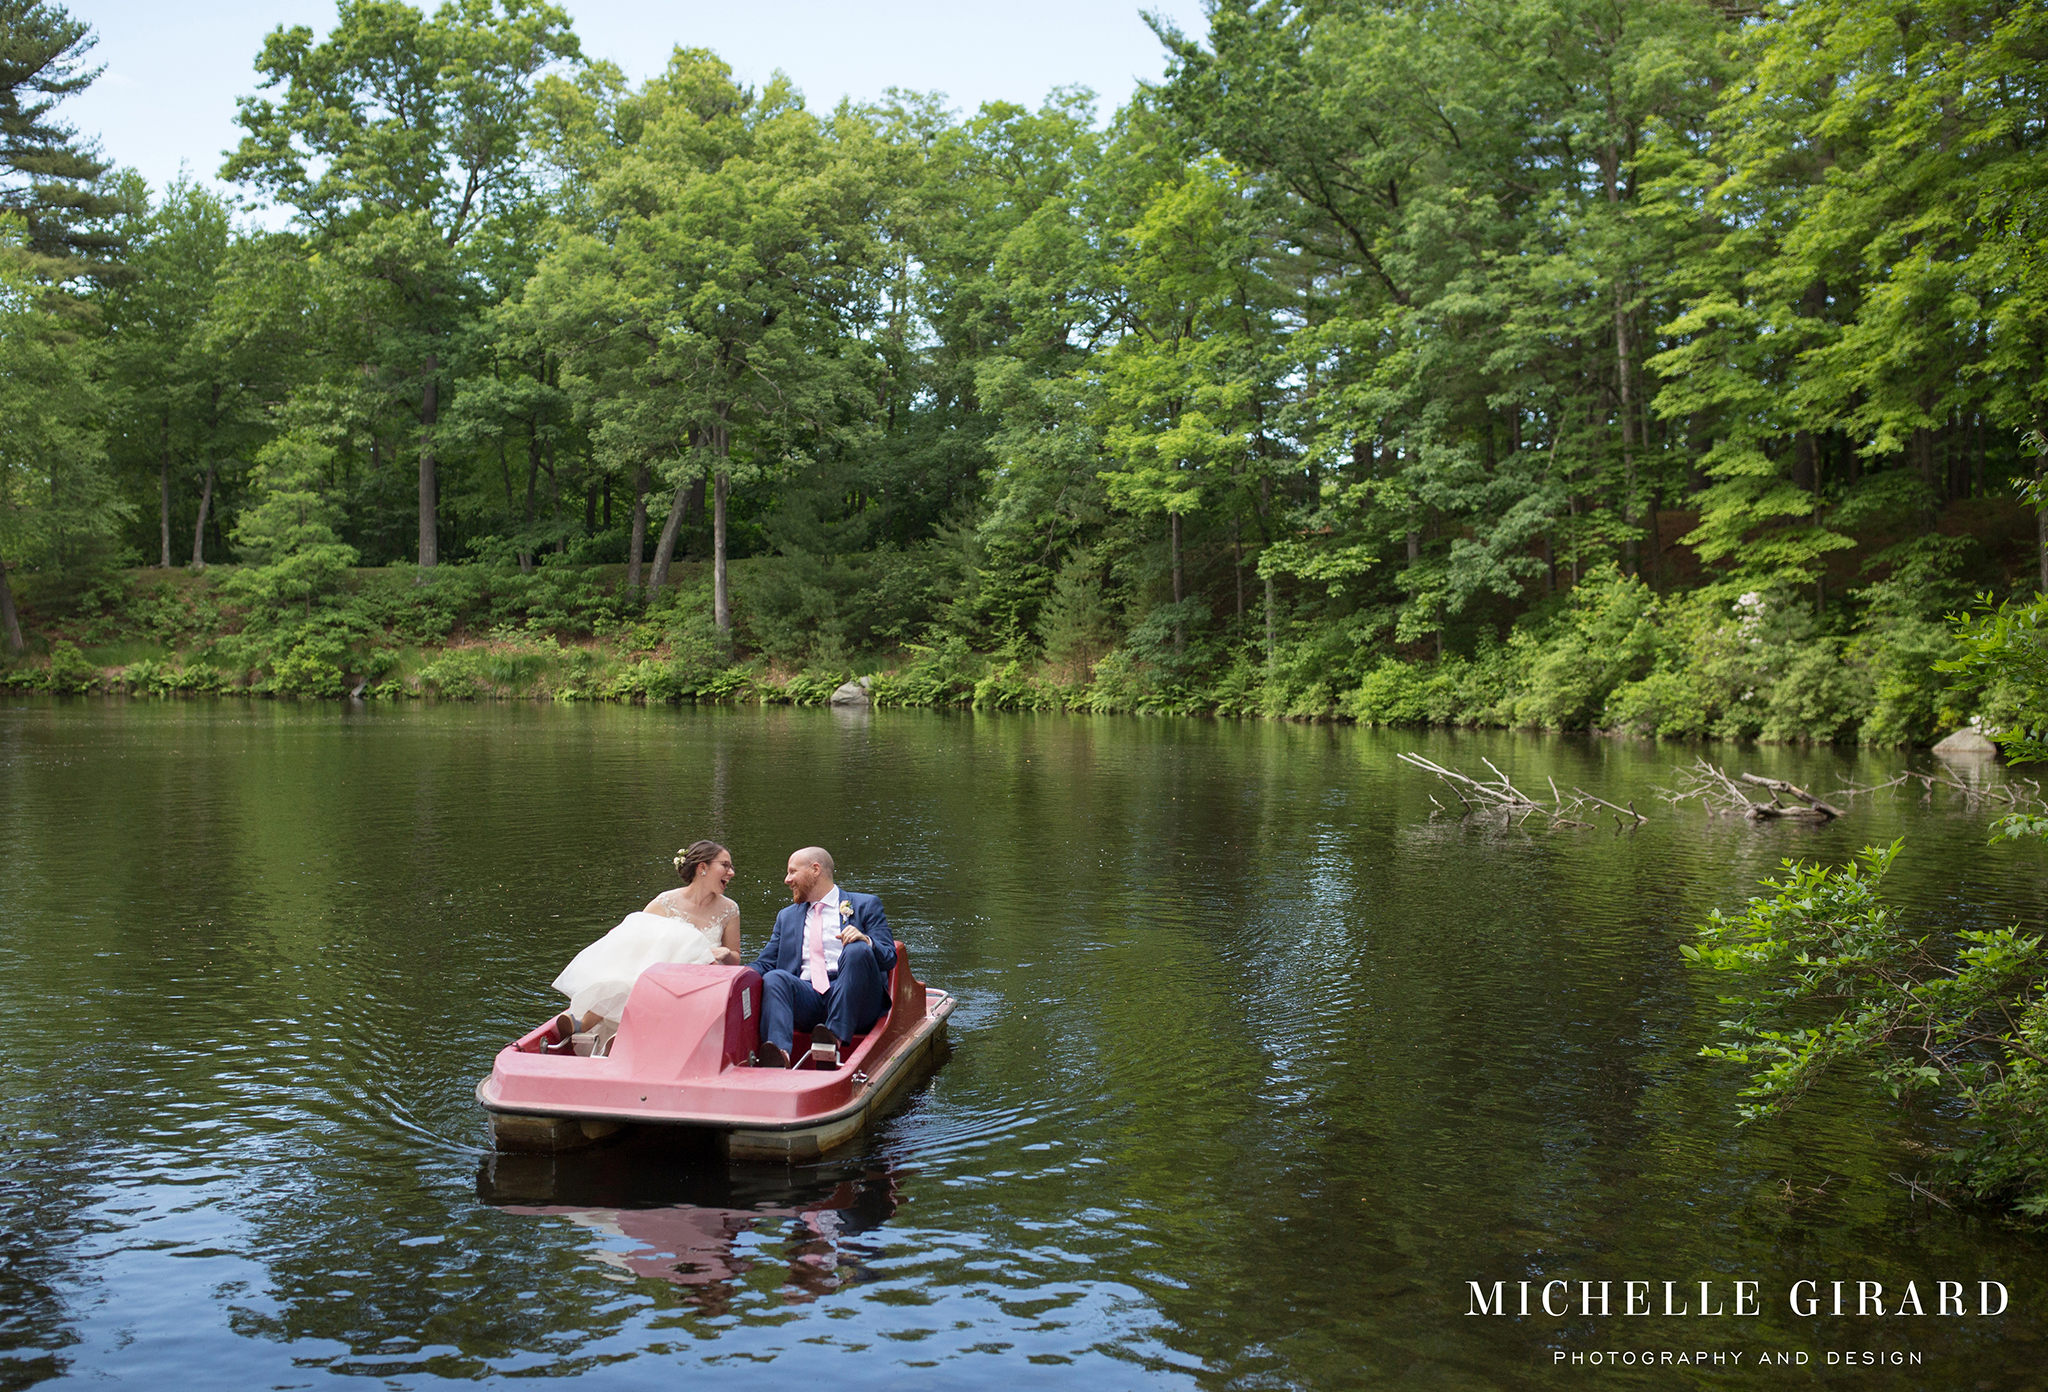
<box><xmin>0</xmin><ymin>0</ymin><xmax>125</xmax><ymax>273</ymax></box>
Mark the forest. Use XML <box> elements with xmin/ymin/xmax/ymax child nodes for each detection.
<box><xmin>1</xmin><ymin>0</ymin><xmax>2044</xmax><ymax>741</ymax></box>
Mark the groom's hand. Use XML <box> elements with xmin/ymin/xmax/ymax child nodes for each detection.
<box><xmin>836</xmin><ymin>927</ymin><xmax>869</xmax><ymax>945</ymax></box>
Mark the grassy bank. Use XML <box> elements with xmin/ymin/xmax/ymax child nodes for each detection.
<box><xmin>0</xmin><ymin>556</ymin><xmax>2006</xmax><ymax>746</ymax></box>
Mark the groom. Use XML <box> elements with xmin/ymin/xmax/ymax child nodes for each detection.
<box><xmin>751</xmin><ymin>846</ymin><xmax>896</xmax><ymax>1068</ymax></box>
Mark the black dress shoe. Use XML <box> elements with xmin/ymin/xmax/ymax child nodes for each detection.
<box><xmin>757</xmin><ymin>1041</ymin><xmax>790</xmax><ymax>1068</ymax></box>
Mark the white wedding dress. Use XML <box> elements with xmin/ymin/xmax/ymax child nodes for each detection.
<box><xmin>553</xmin><ymin>901</ymin><xmax>729</xmax><ymax>1024</ymax></box>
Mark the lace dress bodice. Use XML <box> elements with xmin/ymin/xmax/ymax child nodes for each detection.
<box><xmin>644</xmin><ymin>888</ymin><xmax>738</xmax><ymax>938</ymax></box>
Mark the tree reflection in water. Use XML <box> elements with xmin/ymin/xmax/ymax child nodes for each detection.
<box><xmin>478</xmin><ymin>1130</ymin><xmax>898</xmax><ymax>1311</ymax></box>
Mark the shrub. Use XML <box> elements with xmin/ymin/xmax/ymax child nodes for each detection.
<box><xmin>1761</xmin><ymin>639</ymin><xmax>1869</xmax><ymax>743</ymax></box>
<box><xmin>1687</xmin><ymin>844</ymin><xmax>2048</xmax><ymax>1220</ymax></box>
<box><xmin>42</xmin><ymin>640</ymin><xmax>101</xmax><ymax>693</ymax></box>
<box><xmin>873</xmin><ymin>637</ymin><xmax>979</xmax><ymax>708</ymax></box>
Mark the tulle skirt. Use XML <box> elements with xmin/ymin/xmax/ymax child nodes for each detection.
<box><xmin>552</xmin><ymin>911</ymin><xmax>718</xmax><ymax>1023</ymax></box>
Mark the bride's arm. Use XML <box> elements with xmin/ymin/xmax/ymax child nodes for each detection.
<box><xmin>715</xmin><ymin>904</ymin><xmax>743</xmax><ymax>965</ymax></box>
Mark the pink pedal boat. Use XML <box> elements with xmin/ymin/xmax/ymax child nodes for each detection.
<box><xmin>477</xmin><ymin>943</ymin><xmax>955</xmax><ymax>1161</ymax></box>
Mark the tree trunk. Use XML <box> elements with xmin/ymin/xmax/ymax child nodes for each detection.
<box><xmin>2037</xmin><ymin>447</ymin><xmax>2048</xmax><ymax>595</ymax></box>
<box><xmin>190</xmin><ymin>461</ymin><xmax>216</xmax><ymax>569</ymax></box>
<box><xmin>1611</xmin><ymin>148</ymin><xmax>1639</xmax><ymax>579</ymax></box>
<box><xmin>1232</xmin><ymin>515</ymin><xmax>1243</xmax><ymax>620</ymax></box>
<box><xmin>1914</xmin><ymin>423</ymin><xmax>1937</xmax><ymax>529</ymax></box>
<box><xmin>0</xmin><ymin>552</ymin><xmax>22</xmax><ymax>656</ymax></box>
<box><xmin>1264</xmin><ymin>573</ymin><xmax>1276</xmax><ymax>667</ymax></box>
<box><xmin>1260</xmin><ymin>473</ymin><xmax>1276</xmax><ymax>667</ymax></box>
<box><xmin>520</xmin><ymin>431</ymin><xmax>542</xmax><ymax>574</ymax></box>
<box><xmin>647</xmin><ymin>478</ymin><xmax>690</xmax><ymax>603</ymax></box>
<box><xmin>713</xmin><ymin>411</ymin><xmax>732</xmax><ymax>638</ymax></box>
<box><xmin>546</xmin><ymin>439</ymin><xmax>564</xmax><ymax>552</ymax></box>
<box><xmin>626</xmin><ymin>460</ymin><xmax>651</xmax><ymax>598</ymax></box>
<box><xmin>681</xmin><ymin>472</ymin><xmax>706</xmax><ymax>554</ymax></box>
<box><xmin>1170</xmin><ymin>511</ymin><xmax>1184</xmax><ymax>605</ymax></box>
<box><xmin>159</xmin><ymin>420</ymin><xmax>173</xmax><ymax>569</ymax></box>
<box><xmin>1567</xmin><ymin>496</ymin><xmax>1580</xmax><ymax>587</ymax></box>
<box><xmin>1170</xmin><ymin>511</ymin><xmax>1185</xmax><ymax>653</ymax></box>
<box><xmin>418</xmin><ymin>356</ymin><xmax>440</xmax><ymax>571</ymax></box>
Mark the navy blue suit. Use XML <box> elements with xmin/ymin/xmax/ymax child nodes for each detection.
<box><xmin>752</xmin><ymin>891</ymin><xmax>896</xmax><ymax>1055</ymax></box>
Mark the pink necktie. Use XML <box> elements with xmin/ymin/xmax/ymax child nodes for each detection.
<box><xmin>804</xmin><ymin>902</ymin><xmax>830</xmax><ymax>992</ymax></box>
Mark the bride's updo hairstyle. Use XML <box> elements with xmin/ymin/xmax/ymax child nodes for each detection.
<box><xmin>674</xmin><ymin>840</ymin><xmax>729</xmax><ymax>884</ymax></box>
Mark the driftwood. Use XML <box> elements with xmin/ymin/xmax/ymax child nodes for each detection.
<box><xmin>1738</xmin><ymin>773</ymin><xmax>1845</xmax><ymax>819</ymax></box>
<box><xmin>1399</xmin><ymin>752</ymin><xmax>1646</xmax><ymax>831</ymax></box>
<box><xmin>1658</xmin><ymin>758</ymin><xmax>1839</xmax><ymax>821</ymax></box>
<box><xmin>1832</xmin><ymin>766</ymin><xmax>2047</xmax><ymax>815</ymax></box>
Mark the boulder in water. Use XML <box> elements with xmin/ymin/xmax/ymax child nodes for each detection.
<box><xmin>829</xmin><ymin>679</ymin><xmax>871</xmax><ymax>707</ymax></box>
<box><xmin>1932</xmin><ymin>726</ymin><xmax>1998</xmax><ymax>758</ymax></box>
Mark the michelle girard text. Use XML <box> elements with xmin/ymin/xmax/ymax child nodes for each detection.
<box><xmin>1466</xmin><ymin>1279</ymin><xmax>2009</xmax><ymax>1318</ymax></box>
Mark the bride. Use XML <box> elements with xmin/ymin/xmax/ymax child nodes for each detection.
<box><xmin>552</xmin><ymin>840</ymin><xmax>744</xmax><ymax>1036</ymax></box>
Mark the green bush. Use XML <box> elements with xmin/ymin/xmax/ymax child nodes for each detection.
<box><xmin>1761</xmin><ymin>639</ymin><xmax>1869</xmax><ymax>743</ymax></box>
<box><xmin>776</xmin><ymin>669</ymin><xmax>848</xmax><ymax>706</ymax></box>
<box><xmin>872</xmin><ymin>637</ymin><xmax>979</xmax><ymax>708</ymax></box>
<box><xmin>1606</xmin><ymin>667</ymin><xmax>1713</xmax><ymax>739</ymax></box>
<box><xmin>1688</xmin><ymin>844</ymin><xmax>2048</xmax><ymax>1220</ymax></box>
<box><xmin>414</xmin><ymin>648</ymin><xmax>492</xmax><ymax>699</ymax></box>
<box><xmin>1511</xmin><ymin>566</ymin><xmax>1667</xmax><ymax>729</ymax></box>
<box><xmin>39</xmin><ymin>641</ymin><xmax>102</xmax><ymax>693</ymax></box>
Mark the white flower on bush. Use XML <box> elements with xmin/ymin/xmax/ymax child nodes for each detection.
<box><xmin>1733</xmin><ymin>590</ymin><xmax>1767</xmax><ymax>649</ymax></box>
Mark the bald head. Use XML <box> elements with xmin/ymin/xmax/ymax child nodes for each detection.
<box><xmin>784</xmin><ymin>846</ymin><xmax>836</xmax><ymax>903</ymax></box>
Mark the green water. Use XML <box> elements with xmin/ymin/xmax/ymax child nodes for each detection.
<box><xmin>3</xmin><ymin>697</ymin><xmax>2046</xmax><ymax>1389</ymax></box>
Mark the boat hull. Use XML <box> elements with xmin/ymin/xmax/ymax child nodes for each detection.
<box><xmin>478</xmin><ymin>948</ymin><xmax>953</xmax><ymax>1162</ymax></box>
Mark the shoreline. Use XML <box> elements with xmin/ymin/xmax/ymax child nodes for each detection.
<box><xmin>0</xmin><ymin>562</ymin><xmax>1987</xmax><ymax>745</ymax></box>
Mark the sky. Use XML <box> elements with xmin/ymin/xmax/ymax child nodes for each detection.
<box><xmin>67</xmin><ymin>0</ymin><xmax>1214</xmax><ymax>218</ymax></box>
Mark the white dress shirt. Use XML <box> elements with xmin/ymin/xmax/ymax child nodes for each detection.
<box><xmin>808</xmin><ymin>887</ymin><xmax>846</xmax><ymax>978</ymax></box>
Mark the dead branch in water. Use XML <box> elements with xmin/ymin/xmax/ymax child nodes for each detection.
<box><xmin>1888</xmin><ymin>1172</ymin><xmax>1955</xmax><ymax>1210</ymax></box>
<box><xmin>1658</xmin><ymin>758</ymin><xmax>1838</xmax><ymax>821</ymax></box>
<box><xmin>1398</xmin><ymin>752</ymin><xmax>1645</xmax><ymax>830</ymax></box>
<box><xmin>1832</xmin><ymin>766</ymin><xmax>2047</xmax><ymax>815</ymax></box>
<box><xmin>1738</xmin><ymin>773</ymin><xmax>1846</xmax><ymax>819</ymax></box>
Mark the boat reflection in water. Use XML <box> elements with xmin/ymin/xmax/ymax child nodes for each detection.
<box><xmin>478</xmin><ymin>1133</ymin><xmax>899</xmax><ymax>1309</ymax></box>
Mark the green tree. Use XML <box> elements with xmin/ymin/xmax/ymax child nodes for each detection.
<box><xmin>526</xmin><ymin>48</ymin><xmax>880</xmax><ymax>628</ymax></box>
<box><xmin>1654</xmin><ymin>0</ymin><xmax>2047</xmax><ymax>596</ymax></box>
<box><xmin>1162</xmin><ymin>0</ymin><xmax>1731</xmax><ymax>662</ymax></box>
<box><xmin>223</xmin><ymin>0</ymin><xmax>581</xmax><ymax>570</ymax></box>
<box><xmin>1097</xmin><ymin>152</ymin><xmax>1287</xmax><ymax>653</ymax></box>
<box><xmin>0</xmin><ymin>0</ymin><xmax>128</xmax><ymax>274</ymax></box>
<box><xmin>0</xmin><ymin>214</ymin><xmax>114</xmax><ymax>653</ymax></box>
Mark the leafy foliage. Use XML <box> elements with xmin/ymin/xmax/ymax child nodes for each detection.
<box><xmin>4</xmin><ymin>0</ymin><xmax>2045</xmax><ymax>729</ymax></box>
<box><xmin>1686</xmin><ymin>845</ymin><xmax>2048</xmax><ymax>1217</ymax></box>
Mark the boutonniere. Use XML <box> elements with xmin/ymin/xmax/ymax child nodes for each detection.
<box><xmin>838</xmin><ymin>901</ymin><xmax>854</xmax><ymax>923</ymax></box>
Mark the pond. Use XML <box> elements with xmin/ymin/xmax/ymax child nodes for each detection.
<box><xmin>2</xmin><ymin>698</ymin><xmax>2045</xmax><ymax>1389</ymax></box>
